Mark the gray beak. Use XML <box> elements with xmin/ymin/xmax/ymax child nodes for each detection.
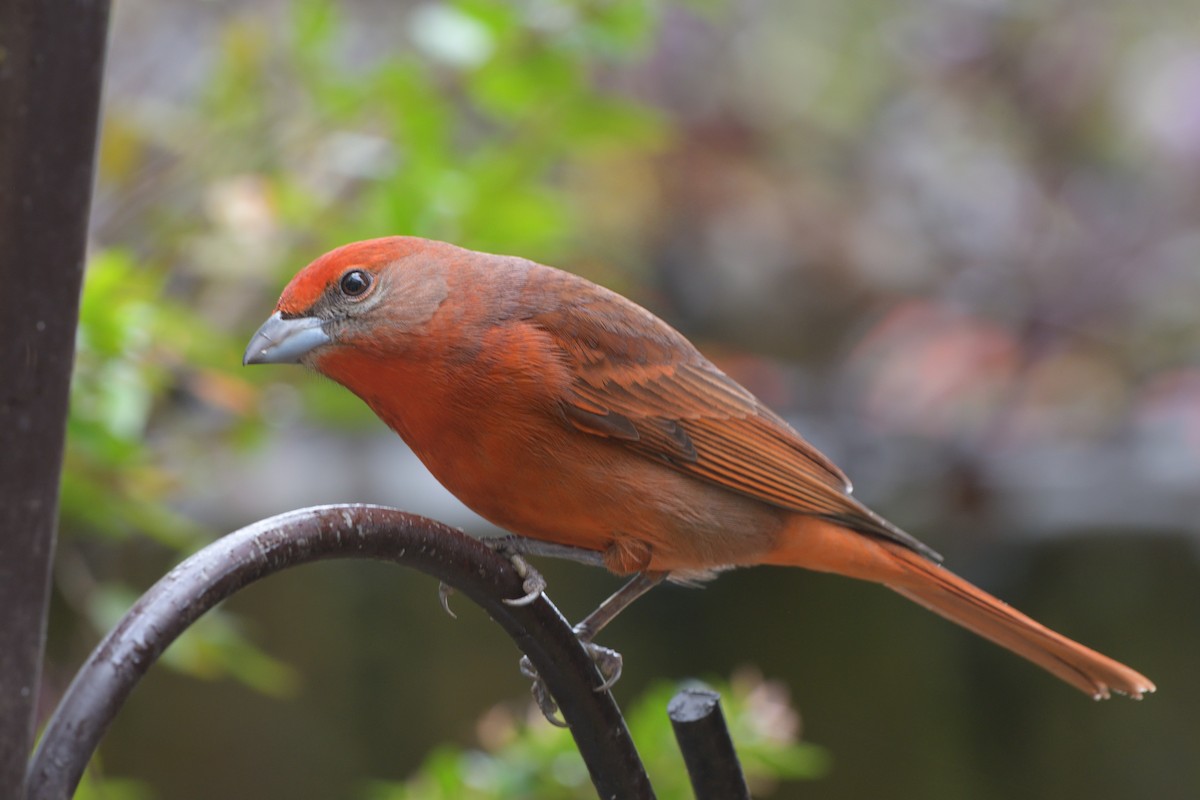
<box><xmin>243</xmin><ymin>312</ymin><xmax>331</xmax><ymax>365</ymax></box>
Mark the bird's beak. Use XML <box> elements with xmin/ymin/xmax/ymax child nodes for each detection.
<box><xmin>243</xmin><ymin>312</ymin><xmax>331</xmax><ymax>366</ymax></box>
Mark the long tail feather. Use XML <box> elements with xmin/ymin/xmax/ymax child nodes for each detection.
<box><xmin>767</xmin><ymin>517</ymin><xmax>1155</xmax><ymax>699</ymax></box>
<box><xmin>887</xmin><ymin>564</ymin><xmax>1153</xmax><ymax>699</ymax></box>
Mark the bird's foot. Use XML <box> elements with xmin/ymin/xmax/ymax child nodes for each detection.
<box><xmin>503</xmin><ymin>552</ymin><xmax>547</xmax><ymax>607</ymax></box>
<box><xmin>519</xmin><ymin>641</ymin><xmax>624</xmax><ymax>727</ymax></box>
<box><xmin>438</xmin><ymin>542</ymin><xmax>547</xmax><ymax>618</ymax></box>
<box><xmin>519</xmin><ymin>654</ymin><xmax>566</xmax><ymax>727</ymax></box>
<box><xmin>482</xmin><ymin>540</ymin><xmax>548</xmax><ymax>606</ymax></box>
<box><xmin>580</xmin><ymin>640</ymin><xmax>624</xmax><ymax>692</ymax></box>
<box><xmin>441</xmin><ymin>544</ymin><xmax>549</xmax><ymax>618</ymax></box>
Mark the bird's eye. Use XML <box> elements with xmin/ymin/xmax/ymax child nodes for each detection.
<box><xmin>339</xmin><ymin>269</ymin><xmax>372</xmax><ymax>298</ymax></box>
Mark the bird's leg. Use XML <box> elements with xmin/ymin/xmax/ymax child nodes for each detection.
<box><xmin>568</xmin><ymin>570</ymin><xmax>667</xmax><ymax>693</ymax></box>
<box><xmin>467</xmin><ymin>536</ymin><xmax>667</xmax><ymax>724</ymax></box>
<box><xmin>484</xmin><ymin>535</ymin><xmax>608</xmax><ymax>568</ymax></box>
<box><xmin>482</xmin><ymin>535</ymin><xmax>611</xmax><ymax>607</ymax></box>
<box><xmin>518</xmin><ymin>570</ymin><xmax>667</xmax><ymax>725</ymax></box>
<box><xmin>437</xmin><ymin>538</ymin><xmax>594</xmax><ymax>618</ymax></box>
<box><xmin>439</xmin><ymin>536</ymin><xmax>606</xmax><ymax>618</ymax></box>
<box><xmin>573</xmin><ymin>570</ymin><xmax>667</xmax><ymax>644</ymax></box>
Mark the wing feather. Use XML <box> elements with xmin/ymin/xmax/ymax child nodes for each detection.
<box><xmin>524</xmin><ymin>266</ymin><xmax>942</xmax><ymax>562</ymax></box>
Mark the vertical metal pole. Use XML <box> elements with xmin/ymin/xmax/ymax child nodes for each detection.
<box><xmin>669</xmin><ymin>686</ymin><xmax>752</xmax><ymax>800</ymax></box>
<box><xmin>0</xmin><ymin>0</ymin><xmax>112</xmax><ymax>794</ymax></box>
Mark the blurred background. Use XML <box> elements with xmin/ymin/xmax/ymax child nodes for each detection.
<box><xmin>48</xmin><ymin>0</ymin><xmax>1200</xmax><ymax>797</ymax></box>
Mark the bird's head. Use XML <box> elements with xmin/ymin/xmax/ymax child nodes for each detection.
<box><xmin>243</xmin><ymin>237</ymin><xmax>452</xmax><ymax>368</ymax></box>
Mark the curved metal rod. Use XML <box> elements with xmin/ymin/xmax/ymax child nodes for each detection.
<box><xmin>25</xmin><ymin>505</ymin><xmax>655</xmax><ymax>800</ymax></box>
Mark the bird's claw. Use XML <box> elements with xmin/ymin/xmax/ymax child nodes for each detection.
<box><xmin>439</xmin><ymin>546</ymin><xmax>546</xmax><ymax>614</ymax></box>
<box><xmin>520</xmin><ymin>655</ymin><xmax>568</xmax><ymax>727</ymax></box>
<box><xmin>500</xmin><ymin>552</ymin><xmax>547</xmax><ymax>607</ymax></box>
<box><xmin>437</xmin><ymin>581</ymin><xmax>457</xmax><ymax>619</ymax></box>
<box><xmin>581</xmin><ymin>641</ymin><xmax>623</xmax><ymax>692</ymax></box>
<box><xmin>520</xmin><ymin>641</ymin><xmax>623</xmax><ymax>726</ymax></box>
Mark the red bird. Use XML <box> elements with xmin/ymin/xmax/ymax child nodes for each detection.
<box><xmin>245</xmin><ymin>236</ymin><xmax>1154</xmax><ymax>700</ymax></box>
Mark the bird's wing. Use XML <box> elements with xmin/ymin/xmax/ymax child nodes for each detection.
<box><xmin>524</xmin><ymin>269</ymin><xmax>942</xmax><ymax>562</ymax></box>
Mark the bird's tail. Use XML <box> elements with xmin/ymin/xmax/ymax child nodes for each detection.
<box><xmin>764</xmin><ymin>516</ymin><xmax>1155</xmax><ymax>699</ymax></box>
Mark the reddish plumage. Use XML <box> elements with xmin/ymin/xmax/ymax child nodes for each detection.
<box><xmin>247</xmin><ymin>236</ymin><xmax>1155</xmax><ymax>700</ymax></box>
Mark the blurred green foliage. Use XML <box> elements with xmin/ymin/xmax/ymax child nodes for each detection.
<box><xmin>368</xmin><ymin>674</ymin><xmax>827</xmax><ymax>799</ymax></box>
<box><xmin>65</xmin><ymin>250</ymin><xmax>224</xmax><ymax>548</ymax></box>
<box><xmin>198</xmin><ymin>0</ymin><xmax>664</xmax><ymax>258</ymax></box>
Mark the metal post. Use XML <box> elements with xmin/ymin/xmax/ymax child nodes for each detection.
<box><xmin>668</xmin><ymin>686</ymin><xmax>751</xmax><ymax>800</ymax></box>
<box><xmin>0</xmin><ymin>0</ymin><xmax>112</xmax><ymax>795</ymax></box>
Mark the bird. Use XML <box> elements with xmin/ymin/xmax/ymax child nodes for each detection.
<box><xmin>244</xmin><ymin>235</ymin><xmax>1154</xmax><ymax>701</ymax></box>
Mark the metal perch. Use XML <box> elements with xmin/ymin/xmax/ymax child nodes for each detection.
<box><xmin>24</xmin><ymin>505</ymin><xmax>656</xmax><ymax>800</ymax></box>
